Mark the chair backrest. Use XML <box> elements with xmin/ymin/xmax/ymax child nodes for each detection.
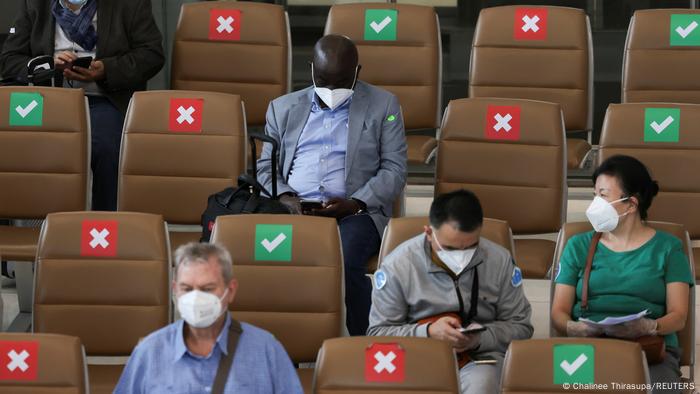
<box><xmin>313</xmin><ymin>336</ymin><xmax>459</xmax><ymax>393</ymax></box>
<box><xmin>33</xmin><ymin>212</ymin><xmax>170</xmax><ymax>357</ymax></box>
<box><xmin>378</xmin><ymin>216</ymin><xmax>515</xmax><ymax>267</ymax></box>
<box><xmin>0</xmin><ymin>87</ymin><xmax>88</xmax><ymax>218</ymax></box>
<box><xmin>118</xmin><ymin>90</ymin><xmax>246</xmax><ymax>225</ymax></box>
<box><xmin>550</xmin><ymin>221</ymin><xmax>695</xmax><ymax>369</ymax></box>
<box><xmin>470</xmin><ymin>5</ymin><xmax>592</xmax><ymax>132</ymax></box>
<box><xmin>623</xmin><ymin>9</ymin><xmax>700</xmax><ymax>104</ymax></box>
<box><xmin>324</xmin><ymin>3</ymin><xmax>441</xmax><ymax>130</ymax></box>
<box><xmin>0</xmin><ymin>333</ymin><xmax>88</xmax><ymax>394</ymax></box>
<box><xmin>501</xmin><ymin>338</ymin><xmax>649</xmax><ymax>393</ymax></box>
<box><xmin>171</xmin><ymin>1</ymin><xmax>291</xmax><ymax>126</ymax></box>
<box><xmin>436</xmin><ymin>97</ymin><xmax>566</xmax><ymax>235</ymax></box>
<box><xmin>210</xmin><ymin>214</ymin><xmax>342</xmax><ymax>364</ymax></box>
<box><xmin>599</xmin><ymin>103</ymin><xmax>700</xmax><ymax>242</ymax></box>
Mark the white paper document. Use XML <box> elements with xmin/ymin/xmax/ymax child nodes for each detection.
<box><xmin>579</xmin><ymin>310</ymin><xmax>650</xmax><ymax>327</ymax></box>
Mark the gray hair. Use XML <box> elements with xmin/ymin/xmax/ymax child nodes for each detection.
<box><xmin>174</xmin><ymin>242</ymin><xmax>234</xmax><ymax>283</ymax></box>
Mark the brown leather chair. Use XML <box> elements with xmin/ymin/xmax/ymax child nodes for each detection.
<box><xmin>324</xmin><ymin>3</ymin><xmax>441</xmax><ymax>165</ymax></box>
<box><xmin>377</xmin><ymin>216</ymin><xmax>515</xmax><ymax>268</ymax></box>
<box><xmin>0</xmin><ymin>87</ymin><xmax>88</xmax><ymax>262</ymax></box>
<box><xmin>33</xmin><ymin>211</ymin><xmax>171</xmax><ymax>394</ymax></box>
<box><xmin>500</xmin><ymin>338</ymin><xmax>649</xmax><ymax>393</ymax></box>
<box><xmin>210</xmin><ymin>214</ymin><xmax>343</xmax><ymax>394</ymax></box>
<box><xmin>470</xmin><ymin>5</ymin><xmax>593</xmax><ymax>169</ymax></box>
<box><xmin>118</xmin><ymin>90</ymin><xmax>246</xmax><ymax>253</ymax></box>
<box><xmin>599</xmin><ymin>103</ymin><xmax>700</xmax><ymax>278</ymax></box>
<box><xmin>436</xmin><ymin>97</ymin><xmax>566</xmax><ymax>278</ymax></box>
<box><xmin>0</xmin><ymin>333</ymin><xmax>88</xmax><ymax>394</ymax></box>
<box><xmin>550</xmin><ymin>221</ymin><xmax>695</xmax><ymax>382</ymax></box>
<box><xmin>623</xmin><ymin>10</ymin><xmax>700</xmax><ymax>104</ymax></box>
<box><xmin>313</xmin><ymin>336</ymin><xmax>459</xmax><ymax>393</ymax></box>
<box><xmin>171</xmin><ymin>1</ymin><xmax>290</xmax><ymax>127</ymax></box>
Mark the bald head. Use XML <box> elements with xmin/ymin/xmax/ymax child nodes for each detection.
<box><xmin>312</xmin><ymin>35</ymin><xmax>360</xmax><ymax>90</ymax></box>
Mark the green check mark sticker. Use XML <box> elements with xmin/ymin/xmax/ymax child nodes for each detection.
<box><xmin>254</xmin><ymin>224</ymin><xmax>293</xmax><ymax>261</ymax></box>
<box><xmin>9</xmin><ymin>92</ymin><xmax>43</xmax><ymax>126</ymax></box>
<box><xmin>644</xmin><ymin>108</ymin><xmax>680</xmax><ymax>142</ymax></box>
<box><xmin>670</xmin><ymin>14</ymin><xmax>700</xmax><ymax>46</ymax></box>
<box><xmin>553</xmin><ymin>344</ymin><xmax>594</xmax><ymax>385</ymax></box>
<box><xmin>364</xmin><ymin>9</ymin><xmax>397</xmax><ymax>41</ymax></box>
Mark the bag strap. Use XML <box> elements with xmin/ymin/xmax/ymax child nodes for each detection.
<box><xmin>581</xmin><ymin>232</ymin><xmax>602</xmax><ymax>313</ymax></box>
<box><xmin>211</xmin><ymin>318</ymin><xmax>243</xmax><ymax>394</ymax></box>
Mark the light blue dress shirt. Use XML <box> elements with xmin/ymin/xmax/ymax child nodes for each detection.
<box><xmin>287</xmin><ymin>91</ymin><xmax>350</xmax><ymax>201</ymax></box>
<box><xmin>114</xmin><ymin>315</ymin><xmax>303</xmax><ymax>394</ymax></box>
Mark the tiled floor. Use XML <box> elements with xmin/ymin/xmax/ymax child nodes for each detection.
<box><xmin>1</xmin><ymin>186</ymin><xmax>697</xmax><ymax>381</ymax></box>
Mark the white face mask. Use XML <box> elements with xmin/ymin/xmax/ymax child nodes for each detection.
<box><xmin>311</xmin><ymin>63</ymin><xmax>358</xmax><ymax>110</ymax></box>
<box><xmin>585</xmin><ymin>196</ymin><xmax>630</xmax><ymax>233</ymax></box>
<box><xmin>431</xmin><ymin>227</ymin><xmax>477</xmax><ymax>275</ymax></box>
<box><xmin>177</xmin><ymin>289</ymin><xmax>228</xmax><ymax>329</ymax></box>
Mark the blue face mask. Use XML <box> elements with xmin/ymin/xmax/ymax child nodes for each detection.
<box><xmin>67</xmin><ymin>0</ymin><xmax>88</xmax><ymax>6</ymax></box>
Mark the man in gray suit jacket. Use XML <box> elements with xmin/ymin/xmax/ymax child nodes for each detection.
<box><xmin>258</xmin><ymin>35</ymin><xmax>407</xmax><ymax>335</ymax></box>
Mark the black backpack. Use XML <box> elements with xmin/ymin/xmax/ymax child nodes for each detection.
<box><xmin>200</xmin><ymin>132</ymin><xmax>290</xmax><ymax>242</ymax></box>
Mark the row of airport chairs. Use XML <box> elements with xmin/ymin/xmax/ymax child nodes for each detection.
<box><xmin>0</xmin><ymin>212</ymin><xmax>693</xmax><ymax>393</ymax></box>
<box><xmin>0</xmin><ymin>333</ymin><xmax>661</xmax><ymax>394</ymax></box>
<box><xmin>1</xmin><ymin>86</ymin><xmax>699</xmax><ymax>281</ymax></box>
<box><xmin>171</xmin><ymin>2</ymin><xmax>700</xmax><ymax>172</ymax></box>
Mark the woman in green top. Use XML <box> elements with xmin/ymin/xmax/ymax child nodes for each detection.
<box><xmin>552</xmin><ymin>155</ymin><xmax>694</xmax><ymax>392</ymax></box>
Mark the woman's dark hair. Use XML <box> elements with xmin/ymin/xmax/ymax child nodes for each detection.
<box><xmin>592</xmin><ymin>155</ymin><xmax>659</xmax><ymax>220</ymax></box>
<box><xmin>429</xmin><ymin>189</ymin><xmax>484</xmax><ymax>232</ymax></box>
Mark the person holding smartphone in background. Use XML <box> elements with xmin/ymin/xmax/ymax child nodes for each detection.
<box><xmin>367</xmin><ymin>190</ymin><xmax>533</xmax><ymax>394</ymax></box>
<box><xmin>0</xmin><ymin>0</ymin><xmax>165</xmax><ymax>210</ymax></box>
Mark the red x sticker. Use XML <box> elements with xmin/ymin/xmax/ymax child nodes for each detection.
<box><xmin>80</xmin><ymin>220</ymin><xmax>118</xmax><ymax>257</ymax></box>
<box><xmin>485</xmin><ymin>105</ymin><xmax>521</xmax><ymax>141</ymax></box>
<box><xmin>365</xmin><ymin>343</ymin><xmax>405</xmax><ymax>383</ymax></box>
<box><xmin>0</xmin><ymin>341</ymin><xmax>38</xmax><ymax>381</ymax></box>
<box><xmin>514</xmin><ymin>8</ymin><xmax>548</xmax><ymax>40</ymax></box>
<box><xmin>209</xmin><ymin>9</ymin><xmax>241</xmax><ymax>41</ymax></box>
<box><xmin>169</xmin><ymin>98</ymin><xmax>204</xmax><ymax>133</ymax></box>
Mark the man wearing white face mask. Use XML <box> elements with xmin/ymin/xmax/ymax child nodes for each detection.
<box><xmin>368</xmin><ymin>190</ymin><xmax>533</xmax><ymax>394</ymax></box>
<box><xmin>115</xmin><ymin>242</ymin><xmax>303</xmax><ymax>394</ymax></box>
<box><xmin>257</xmin><ymin>35</ymin><xmax>407</xmax><ymax>336</ymax></box>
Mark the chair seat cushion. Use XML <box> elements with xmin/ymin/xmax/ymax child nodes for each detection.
<box><xmin>407</xmin><ymin>135</ymin><xmax>437</xmax><ymax>164</ymax></box>
<box><xmin>514</xmin><ymin>238</ymin><xmax>556</xmax><ymax>278</ymax></box>
<box><xmin>297</xmin><ymin>367</ymin><xmax>314</xmax><ymax>394</ymax></box>
<box><xmin>0</xmin><ymin>226</ymin><xmax>40</xmax><ymax>261</ymax></box>
<box><xmin>567</xmin><ymin>138</ymin><xmax>591</xmax><ymax>169</ymax></box>
<box><xmin>169</xmin><ymin>231</ymin><xmax>202</xmax><ymax>257</ymax></box>
<box><xmin>88</xmin><ymin>364</ymin><xmax>124</xmax><ymax>394</ymax></box>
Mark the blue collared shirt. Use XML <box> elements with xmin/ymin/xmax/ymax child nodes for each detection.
<box><xmin>287</xmin><ymin>91</ymin><xmax>350</xmax><ymax>201</ymax></box>
<box><xmin>114</xmin><ymin>315</ymin><xmax>303</xmax><ymax>394</ymax></box>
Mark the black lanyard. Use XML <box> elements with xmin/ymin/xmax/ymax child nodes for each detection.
<box><xmin>453</xmin><ymin>267</ymin><xmax>479</xmax><ymax>326</ymax></box>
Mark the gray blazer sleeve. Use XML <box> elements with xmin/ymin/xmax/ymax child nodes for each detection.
<box><xmin>257</xmin><ymin>101</ymin><xmax>295</xmax><ymax>196</ymax></box>
<box><xmin>350</xmin><ymin>94</ymin><xmax>407</xmax><ymax>211</ymax></box>
<box><xmin>478</xmin><ymin>262</ymin><xmax>534</xmax><ymax>354</ymax></box>
<box><xmin>367</xmin><ymin>258</ymin><xmax>429</xmax><ymax>338</ymax></box>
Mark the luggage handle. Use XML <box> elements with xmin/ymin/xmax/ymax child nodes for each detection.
<box><xmin>248</xmin><ymin>132</ymin><xmax>280</xmax><ymax>199</ymax></box>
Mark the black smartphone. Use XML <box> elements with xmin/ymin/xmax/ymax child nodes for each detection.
<box><xmin>72</xmin><ymin>56</ymin><xmax>93</xmax><ymax>69</ymax></box>
<box><xmin>458</xmin><ymin>322</ymin><xmax>487</xmax><ymax>334</ymax></box>
<box><xmin>300</xmin><ymin>200</ymin><xmax>323</xmax><ymax>214</ymax></box>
